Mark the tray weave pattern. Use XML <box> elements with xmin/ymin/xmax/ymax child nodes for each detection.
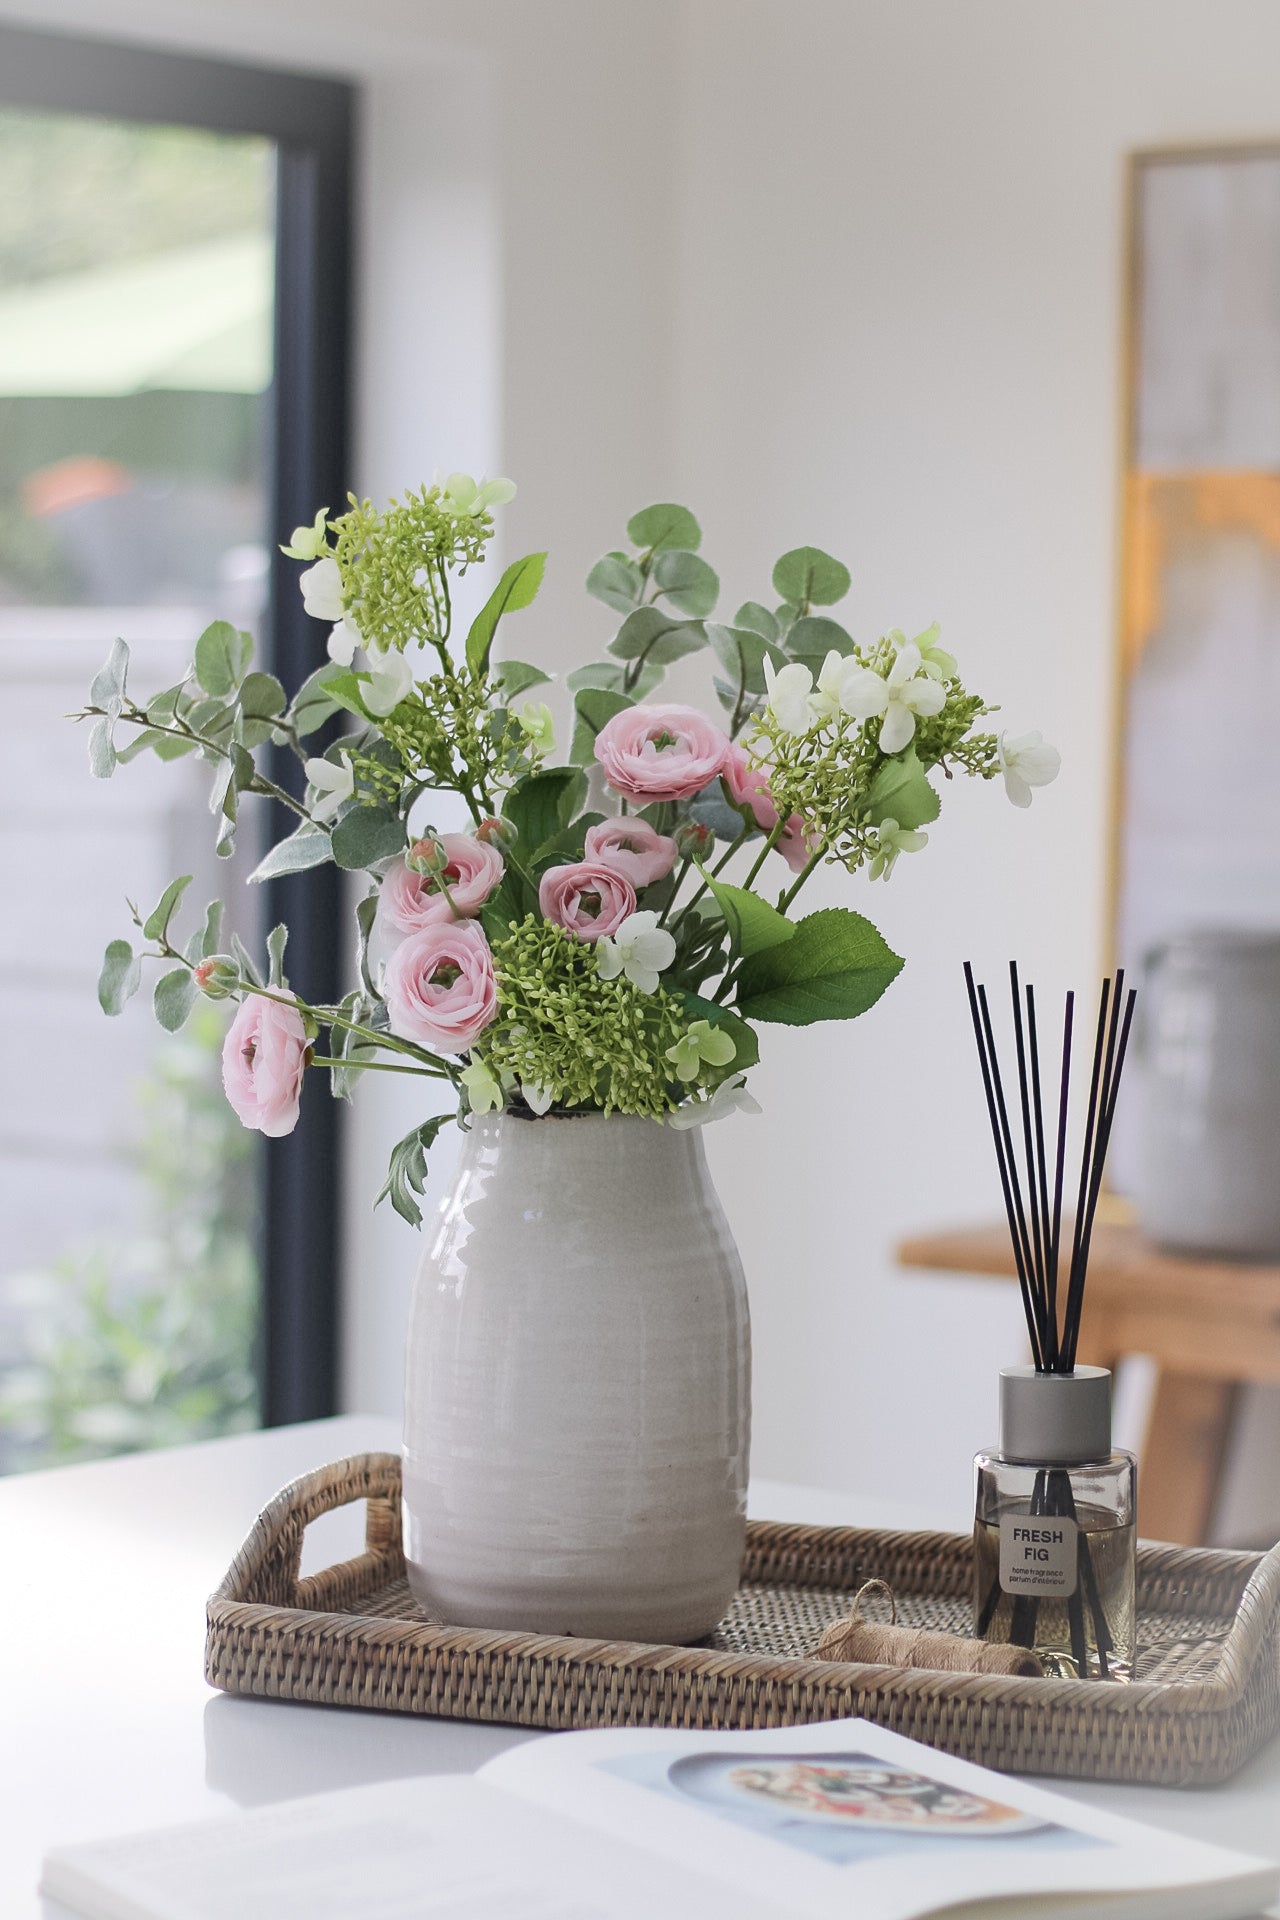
<box><xmin>206</xmin><ymin>1452</ymin><xmax>1280</xmax><ymax>1786</ymax></box>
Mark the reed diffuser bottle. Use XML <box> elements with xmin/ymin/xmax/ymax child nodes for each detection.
<box><xmin>964</xmin><ymin>963</ymin><xmax>1138</xmax><ymax>1682</ymax></box>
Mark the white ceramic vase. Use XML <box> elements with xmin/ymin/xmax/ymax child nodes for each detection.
<box><xmin>402</xmin><ymin>1110</ymin><xmax>751</xmax><ymax>1644</ymax></box>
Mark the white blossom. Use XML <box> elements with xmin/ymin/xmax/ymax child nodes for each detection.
<box><xmin>520</xmin><ymin>1080</ymin><xmax>554</xmax><ymax>1116</ymax></box>
<box><xmin>280</xmin><ymin>508</ymin><xmax>329</xmax><ymax>561</ymax></box>
<box><xmin>763</xmin><ymin>658</ymin><xmax>818</xmax><ymax>735</ymax></box>
<box><xmin>326</xmin><ymin>614</ymin><xmax>363</xmax><ymax>665</ymax></box>
<box><xmin>300</xmin><ymin>555</ymin><xmax>344</xmax><ymax>623</ymax></box>
<box><xmin>839</xmin><ymin>640</ymin><xmax>946</xmax><ymax>754</ymax></box>
<box><xmin>596</xmin><ymin>910</ymin><xmax>677</xmax><ymax>994</ymax></box>
<box><xmin>667</xmin><ymin>1073</ymin><xmax>762</xmax><ymax>1129</ymax></box>
<box><xmin>442</xmin><ymin>471</ymin><xmax>517</xmax><ymax>517</ymax></box>
<box><xmin>362</xmin><ymin>646</ymin><xmax>416</xmax><ymax>718</ymax></box>
<box><xmin>304</xmin><ymin>751</ymin><xmax>354</xmax><ymax>823</ymax></box>
<box><xmin>461</xmin><ymin>1059</ymin><xmax>503</xmax><ymax>1114</ymax></box>
<box><xmin>908</xmin><ymin>621</ymin><xmax>958</xmax><ymax>683</ymax></box>
<box><xmin>998</xmin><ymin>731</ymin><xmax>1061</xmax><ymax>809</ymax></box>
<box><xmin>868</xmin><ymin>815</ymin><xmax>929</xmax><ymax>881</ymax></box>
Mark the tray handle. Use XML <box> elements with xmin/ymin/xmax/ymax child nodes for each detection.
<box><xmin>217</xmin><ymin>1451</ymin><xmax>404</xmax><ymax>1610</ymax></box>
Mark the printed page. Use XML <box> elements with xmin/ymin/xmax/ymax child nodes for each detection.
<box><xmin>40</xmin><ymin>1773</ymin><xmax>787</xmax><ymax>1920</ymax></box>
<box><xmin>481</xmin><ymin>1719</ymin><xmax>1279</xmax><ymax>1920</ymax></box>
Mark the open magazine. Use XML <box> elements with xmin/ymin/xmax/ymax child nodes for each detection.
<box><xmin>42</xmin><ymin>1718</ymin><xmax>1278</xmax><ymax>1920</ymax></box>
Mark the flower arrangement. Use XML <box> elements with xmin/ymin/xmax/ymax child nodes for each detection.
<box><xmin>79</xmin><ymin>477</ymin><xmax>1058</xmax><ymax>1223</ymax></box>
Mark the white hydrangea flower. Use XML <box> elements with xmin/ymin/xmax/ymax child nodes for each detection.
<box><xmin>763</xmin><ymin>657</ymin><xmax>818</xmax><ymax>734</ymax></box>
<box><xmin>596</xmin><ymin>910</ymin><xmax>677</xmax><ymax>994</ymax></box>
<box><xmin>998</xmin><ymin>731</ymin><xmax>1061</xmax><ymax>809</ymax></box>
<box><xmin>520</xmin><ymin>1080</ymin><xmax>554</xmax><ymax>1116</ymax></box>
<box><xmin>362</xmin><ymin>646</ymin><xmax>416</xmax><ymax>718</ymax></box>
<box><xmin>516</xmin><ymin>701</ymin><xmax>555</xmax><ymax>758</ymax></box>
<box><xmin>667</xmin><ymin>1073</ymin><xmax>762</xmax><ymax>1130</ymax></box>
<box><xmin>304</xmin><ymin>750</ymin><xmax>354</xmax><ymax>823</ymax></box>
<box><xmin>299</xmin><ymin>555</ymin><xmax>344</xmax><ymax>622</ymax></box>
<box><xmin>839</xmin><ymin>640</ymin><xmax>946</xmax><ymax>754</ymax></box>
<box><xmin>665</xmin><ymin>1019</ymin><xmax>738</xmax><ymax>1083</ymax></box>
<box><xmin>280</xmin><ymin>508</ymin><xmax>329</xmax><ymax>561</ymax></box>
<box><xmin>326</xmin><ymin>614</ymin><xmax>363</xmax><ymax>666</ymax></box>
<box><xmin>441</xmin><ymin>471</ymin><xmax>517</xmax><ymax>517</ymax></box>
<box><xmin>908</xmin><ymin>621</ymin><xmax>958</xmax><ymax>682</ymax></box>
<box><xmin>460</xmin><ymin>1058</ymin><xmax>504</xmax><ymax>1115</ymax></box>
<box><xmin>868</xmin><ymin>815</ymin><xmax>929</xmax><ymax>881</ymax></box>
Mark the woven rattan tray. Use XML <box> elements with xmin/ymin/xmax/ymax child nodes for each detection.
<box><xmin>206</xmin><ymin>1452</ymin><xmax>1280</xmax><ymax>1786</ymax></box>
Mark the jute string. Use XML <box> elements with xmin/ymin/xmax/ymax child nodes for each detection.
<box><xmin>812</xmin><ymin>1580</ymin><xmax>1043</xmax><ymax>1677</ymax></box>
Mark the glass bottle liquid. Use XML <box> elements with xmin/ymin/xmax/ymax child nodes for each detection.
<box><xmin>974</xmin><ymin>1366</ymin><xmax>1137</xmax><ymax>1682</ymax></box>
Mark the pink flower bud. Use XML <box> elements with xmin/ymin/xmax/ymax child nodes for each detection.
<box><xmin>673</xmin><ymin>820</ymin><xmax>715</xmax><ymax>860</ymax></box>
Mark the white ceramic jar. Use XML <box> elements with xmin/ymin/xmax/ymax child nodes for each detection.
<box><xmin>1136</xmin><ymin>929</ymin><xmax>1280</xmax><ymax>1258</ymax></box>
<box><xmin>402</xmin><ymin>1110</ymin><xmax>751</xmax><ymax>1643</ymax></box>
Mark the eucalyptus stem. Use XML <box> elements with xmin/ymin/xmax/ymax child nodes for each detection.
<box><xmin>308</xmin><ymin>1055</ymin><xmax>445</xmax><ymax>1078</ymax></box>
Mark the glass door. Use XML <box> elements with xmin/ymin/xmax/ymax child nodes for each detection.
<box><xmin>0</xmin><ymin>35</ymin><xmax>352</xmax><ymax>1468</ymax></box>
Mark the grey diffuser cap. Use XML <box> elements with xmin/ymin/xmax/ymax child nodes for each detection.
<box><xmin>999</xmin><ymin>1365</ymin><xmax>1113</xmax><ymax>1466</ymax></box>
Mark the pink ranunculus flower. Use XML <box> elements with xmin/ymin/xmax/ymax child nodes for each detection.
<box><xmin>383</xmin><ymin>920</ymin><xmax>498</xmax><ymax>1052</ymax></box>
<box><xmin>723</xmin><ymin>742</ymin><xmax>817</xmax><ymax>874</ymax></box>
<box><xmin>595</xmin><ymin>702</ymin><xmax>729</xmax><ymax>803</ymax></box>
<box><xmin>583</xmin><ymin>816</ymin><xmax>678</xmax><ymax>888</ymax></box>
<box><xmin>221</xmin><ymin>994</ymin><xmax>309</xmax><ymax>1138</ymax></box>
<box><xmin>378</xmin><ymin>833</ymin><xmax>504</xmax><ymax>935</ymax></box>
<box><xmin>539</xmin><ymin>861</ymin><xmax>636</xmax><ymax>942</ymax></box>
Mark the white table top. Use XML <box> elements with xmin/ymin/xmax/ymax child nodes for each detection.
<box><xmin>2</xmin><ymin>1415</ymin><xmax>1277</xmax><ymax>1919</ymax></box>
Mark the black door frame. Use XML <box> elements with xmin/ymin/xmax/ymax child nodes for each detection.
<box><xmin>0</xmin><ymin>22</ymin><xmax>354</xmax><ymax>1425</ymax></box>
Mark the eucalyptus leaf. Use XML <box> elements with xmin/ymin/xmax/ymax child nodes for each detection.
<box><xmin>866</xmin><ymin>748</ymin><xmax>941</xmax><ymax>831</ymax></box>
<box><xmin>491</xmin><ymin>658</ymin><xmax>551</xmax><ymax>700</ymax></box>
<box><xmin>89</xmin><ymin>637</ymin><xmax>130</xmax><ymax>706</ymax></box>
<box><xmin>290</xmin><ymin>664</ymin><xmax>345</xmax><ymax>737</ymax></box>
<box><xmin>651</xmin><ymin>548</ymin><xmax>720</xmax><ymax>618</ymax></box>
<box><xmin>201</xmin><ymin>900</ymin><xmax>224</xmax><ymax>959</ymax></box>
<box><xmin>232</xmin><ymin>933</ymin><xmax>263</xmax><ymax>987</ymax></box>
<box><xmin>786</xmin><ymin>614</ymin><xmax>857</xmax><ymax>673</ymax></box>
<box><xmin>330</xmin><ymin>807</ymin><xmax>406</xmax><ymax>871</ymax></box>
<box><xmin>142</xmin><ymin>874</ymin><xmax>193</xmax><ymax>943</ymax></box>
<box><xmin>215</xmin><ymin>810</ymin><xmax>237</xmax><ymax>858</ymax></box>
<box><xmin>705</xmin><ymin>623</ymin><xmax>788</xmax><ymax>699</ymax></box>
<box><xmin>88</xmin><ymin>716</ymin><xmax>116</xmax><ymax>779</ymax></box>
<box><xmin>771</xmin><ymin>547</ymin><xmax>851</xmax><ymax>609</ymax></box>
<box><xmin>734</xmin><ymin>602</ymin><xmax>780</xmax><ymax>643</ymax></box>
<box><xmin>355</xmin><ymin>891</ymin><xmax>379</xmax><ymax>997</ymax></box>
<box><xmin>98</xmin><ymin>940</ymin><xmax>141</xmax><ymax>1016</ymax></box>
<box><xmin>608</xmin><ymin>605</ymin><xmax>706</xmax><ymax>668</ymax></box>
<box><xmin>736</xmin><ymin>907</ymin><xmax>903</xmax><ymax>1025</ymax></box>
<box><xmin>626</xmin><ymin>502</ymin><xmax>701</xmax><ymax>554</ymax></box>
<box><xmin>153</xmin><ymin>966</ymin><xmax>198</xmax><ymax>1033</ymax></box>
<box><xmin>237</xmin><ymin>671</ymin><xmax>287</xmax><ymax>746</ymax></box>
<box><xmin>249</xmin><ymin>823</ymin><xmax>333</xmax><ymax>883</ymax></box>
<box><xmin>585</xmin><ymin>553</ymin><xmax>644</xmax><ymax>614</ymax></box>
<box><xmin>146</xmin><ymin>683</ymin><xmax>186</xmax><ymax>725</ymax></box>
<box><xmin>465</xmin><ymin>551</ymin><xmax>547</xmax><ymax>677</ymax></box>
<box><xmin>570</xmin><ymin>687</ymin><xmax>631</xmax><ymax>766</ymax></box>
<box><xmin>566</xmin><ymin>659</ymin><xmax>663</xmax><ymax>699</ymax></box>
<box><xmin>194</xmin><ymin>621</ymin><xmax>252</xmax><ymax>697</ymax></box>
<box><xmin>152</xmin><ymin>733</ymin><xmax>199</xmax><ymax>762</ymax></box>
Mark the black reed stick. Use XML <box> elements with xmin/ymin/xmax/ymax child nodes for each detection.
<box><xmin>1010</xmin><ymin>963</ymin><xmax>1048</xmax><ymax>1339</ymax></box>
<box><xmin>1047</xmin><ymin>991</ymin><xmax>1074</xmax><ymax>1372</ymax></box>
<box><xmin>1025</xmin><ymin>981</ymin><xmax>1054</xmax><ymax>1364</ymax></box>
<box><xmin>964</xmin><ymin>963</ymin><xmax>1044</xmax><ymax>1371</ymax></box>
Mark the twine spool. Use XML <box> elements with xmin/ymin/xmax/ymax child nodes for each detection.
<box><xmin>813</xmin><ymin>1580</ymin><xmax>1043</xmax><ymax>1677</ymax></box>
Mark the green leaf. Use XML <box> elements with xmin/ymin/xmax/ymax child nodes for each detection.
<box><xmin>586</xmin><ymin>553</ymin><xmax>644</xmax><ymax>614</ymax></box>
<box><xmin>290</xmin><ymin>664</ymin><xmax>345</xmax><ymax>737</ymax></box>
<box><xmin>677</xmin><ymin>994</ymin><xmax>760</xmax><ymax>1075</ymax></box>
<box><xmin>98</xmin><ymin>940</ymin><xmax>141</xmax><ymax>1016</ymax></box>
<box><xmin>465</xmin><ymin>551</ymin><xmax>547</xmax><ymax>677</ymax></box>
<box><xmin>570</xmin><ymin>687</ymin><xmax>631</xmax><ymax>766</ymax></box>
<box><xmin>89</xmin><ymin>637</ymin><xmax>129</xmax><ymax>706</ymax></box>
<box><xmin>266</xmin><ymin>923</ymin><xmax>289</xmax><ymax>987</ymax></box>
<box><xmin>703</xmin><ymin>874</ymin><xmax>795</xmax><ymax>959</ymax></box>
<box><xmin>786</xmin><ymin>614</ymin><xmax>857</xmax><ymax>673</ymax></box>
<box><xmin>734</xmin><ymin>601</ymin><xmax>780</xmax><ymax>643</ymax></box>
<box><xmin>626</xmin><ymin>502</ymin><xmax>701</xmax><ymax>553</ymax></box>
<box><xmin>330</xmin><ymin>807</ymin><xmax>406</xmax><ymax>871</ymax></box>
<box><xmin>491</xmin><ymin>658</ymin><xmax>551</xmax><ymax>700</ymax></box>
<box><xmin>608</xmin><ymin>605</ymin><xmax>706</xmax><ymax>666</ymax></box>
<box><xmin>771</xmin><ymin>547</ymin><xmax>851</xmax><ymax>609</ymax></box>
<box><xmin>736</xmin><ymin>907</ymin><xmax>904</xmax><ymax>1025</ymax></box>
<box><xmin>505</xmin><ymin>767</ymin><xmax>587</xmax><ymax>852</ymax></box>
<box><xmin>153</xmin><ymin>966</ymin><xmax>198</xmax><ymax>1033</ymax></box>
<box><xmin>232</xmin><ymin>933</ymin><xmax>263</xmax><ymax>988</ymax></box>
<box><xmin>375</xmin><ymin>1114</ymin><xmax>452</xmax><ymax>1228</ymax></box>
<box><xmin>651</xmin><ymin>548</ymin><xmax>720</xmax><ymax>618</ymax></box>
<box><xmin>142</xmin><ymin>874</ymin><xmax>193</xmax><ymax>943</ymax></box>
<box><xmin>705</xmin><ymin>623</ymin><xmax>788</xmax><ymax>699</ymax></box>
<box><xmin>566</xmin><ymin>659</ymin><xmax>663</xmax><ymax>699</ymax></box>
<box><xmin>355</xmin><ymin>893</ymin><xmax>379</xmax><ymax>997</ymax></box>
<box><xmin>866</xmin><ymin>748</ymin><xmax>941</xmax><ymax>831</ymax></box>
<box><xmin>88</xmin><ymin>716</ymin><xmax>116</xmax><ymax>779</ymax></box>
<box><xmin>249</xmin><ymin>823</ymin><xmax>333</xmax><ymax>883</ymax></box>
<box><xmin>153</xmin><ymin>733</ymin><xmax>199</xmax><ymax>762</ymax></box>
<box><xmin>237</xmin><ymin>671</ymin><xmax>287</xmax><ymax>746</ymax></box>
<box><xmin>146</xmin><ymin>682</ymin><xmax>185</xmax><ymax>725</ymax></box>
<box><xmin>194</xmin><ymin>620</ymin><xmax>252</xmax><ymax>697</ymax></box>
<box><xmin>200</xmin><ymin>900</ymin><xmax>224</xmax><ymax>959</ymax></box>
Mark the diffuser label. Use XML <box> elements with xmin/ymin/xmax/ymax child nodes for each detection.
<box><xmin>999</xmin><ymin>1516</ymin><xmax>1078</xmax><ymax>1596</ymax></box>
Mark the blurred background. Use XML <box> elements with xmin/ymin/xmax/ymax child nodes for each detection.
<box><xmin>2</xmin><ymin>0</ymin><xmax>1278</xmax><ymax>1550</ymax></box>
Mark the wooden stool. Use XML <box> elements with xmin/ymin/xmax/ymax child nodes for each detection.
<box><xmin>896</xmin><ymin>1221</ymin><xmax>1280</xmax><ymax>1546</ymax></box>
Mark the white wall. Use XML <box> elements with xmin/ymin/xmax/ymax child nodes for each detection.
<box><xmin>9</xmin><ymin>0</ymin><xmax>1280</xmax><ymax>1532</ymax></box>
